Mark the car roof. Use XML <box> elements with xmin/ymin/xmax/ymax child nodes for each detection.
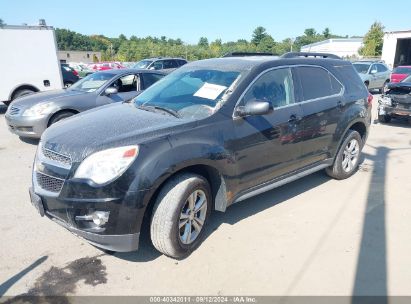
<box><xmin>143</xmin><ymin>57</ymin><xmax>187</xmax><ymax>61</ymax></box>
<box><xmin>184</xmin><ymin>55</ymin><xmax>348</xmax><ymax>72</ymax></box>
<box><xmin>96</xmin><ymin>68</ymin><xmax>167</xmax><ymax>75</ymax></box>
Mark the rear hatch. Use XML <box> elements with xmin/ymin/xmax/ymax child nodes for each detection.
<box><xmin>386</xmin><ymin>82</ymin><xmax>411</xmax><ymax>107</ymax></box>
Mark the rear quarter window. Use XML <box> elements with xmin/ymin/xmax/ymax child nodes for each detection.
<box><xmin>333</xmin><ymin>64</ymin><xmax>367</xmax><ymax>97</ymax></box>
<box><xmin>296</xmin><ymin>66</ymin><xmax>342</xmax><ymax>101</ymax></box>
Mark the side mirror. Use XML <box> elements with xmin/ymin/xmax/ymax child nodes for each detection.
<box><xmin>370</xmin><ymin>69</ymin><xmax>377</xmax><ymax>74</ymax></box>
<box><xmin>105</xmin><ymin>87</ymin><xmax>118</xmax><ymax>95</ymax></box>
<box><xmin>235</xmin><ymin>100</ymin><xmax>272</xmax><ymax>117</ymax></box>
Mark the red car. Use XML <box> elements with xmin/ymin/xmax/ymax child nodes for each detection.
<box><xmin>87</xmin><ymin>62</ymin><xmax>125</xmax><ymax>71</ymax></box>
<box><xmin>390</xmin><ymin>66</ymin><xmax>411</xmax><ymax>83</ymax></box>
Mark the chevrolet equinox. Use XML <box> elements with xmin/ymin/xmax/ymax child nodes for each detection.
<box><xmin>29</xmin><ymin>52</ymin><xmax>372</xmax><ymax>258</ymax></box>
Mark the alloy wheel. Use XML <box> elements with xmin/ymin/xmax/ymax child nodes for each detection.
<box><xmin>179</xmin><ymin>190</ymin><xmax>207</xmax><ymax>245</ymax></box>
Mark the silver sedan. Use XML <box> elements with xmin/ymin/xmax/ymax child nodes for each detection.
<box><xmin>5</xmin><ymin>69</ymin><xmax>166</xmax><ymax>138</ymax></box>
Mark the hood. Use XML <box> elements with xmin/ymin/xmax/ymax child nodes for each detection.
<box><xmin>10</xmin><ymin>89</ymin><xmax>88</xmax><ymax>109</ymax></box>
<box><xmin>42</xmin><ymin>103</ymin><xmax>189</xmax><ymax>162</ymax></box>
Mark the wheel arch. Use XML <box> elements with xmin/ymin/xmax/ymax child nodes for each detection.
<box><xmin>10</xmin><ymin>84</ymin><xmax>40</xmax><ymax>100</ymax></box>
<box><xmin>47</xmin><ymin>109</ymin><xmax>79</xmax><ymax>127</ymax></box>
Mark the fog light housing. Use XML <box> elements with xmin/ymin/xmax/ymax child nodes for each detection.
<box><xmin>91</xmin><ymin>211</ymin><xmax>110</xmax><ymax>226</ymax></box>
<box><xmin>75</xmin><ymin>211</ymin><xmax>110</xmax><ymax>227</ymax></box>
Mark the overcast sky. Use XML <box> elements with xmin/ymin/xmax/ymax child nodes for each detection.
<box><xmin>1</xmin><ymin>0</ymin><xmax>409</xmax><ymax>43</ymax></box>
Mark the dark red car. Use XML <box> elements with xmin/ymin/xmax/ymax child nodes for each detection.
<box><xmin>390</xmin><ymin>66</ymin><xmax>411</xmax><ymax>83</ymax></box>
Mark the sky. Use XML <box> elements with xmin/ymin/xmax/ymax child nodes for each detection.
<box><xmin>1</xmin><ymin>0</ymin><xmax>410</xmax><ymax>44</ymax></box>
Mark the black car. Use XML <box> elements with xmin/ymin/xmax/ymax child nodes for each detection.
<box><xmin>61</xmin><ymin>64</ymin><xmax>80</xmax><ymax>88</ymax></box>
<box><xmin>378</xmin><ymin>75</ymin><xmax>411</xmax><ymax>123</ymax></box>
<box><xmin>30</xmin><ymin>52</ymin><xmax>371</xmax><ymax>258</ymax></box>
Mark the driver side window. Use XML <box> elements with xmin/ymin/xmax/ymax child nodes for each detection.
<box><xmin>243</xmin><ymin>68</ymin><xmax>295</xmax><ymax>108</ymax></box>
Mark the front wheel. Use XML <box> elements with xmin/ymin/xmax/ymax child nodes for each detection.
<box><xmin>150</xmin><ymin>173</ymin><xmax>212</xmax><ymax>259</ymax></box>
<box><xmin>326</xmin><ymin>130</ymin><xmax>362</xmax><ymax>180</ymax></box>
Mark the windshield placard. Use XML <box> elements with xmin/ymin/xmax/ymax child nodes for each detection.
<box><xmin>194</xmin><ymin>82</ymin><xmax>227</xmax><ymax>100</ymax></box>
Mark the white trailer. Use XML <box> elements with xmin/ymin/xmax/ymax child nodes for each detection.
<box><xmin>381</xmin><ymin>30</ymin><xmax>411</xmax><ymax>69</ymax></box>
<box><xmin>0</xmin><ymin>23</ymin><xmax>63</xmax><ymax>106</ymax></box>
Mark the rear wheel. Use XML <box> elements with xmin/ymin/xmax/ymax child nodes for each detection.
<box><xmin>326</xmin><ymin>130</ymin><xmax>362</xmax><ymax>180</ymax></box>
<box><xmin>150</xmin><ymin>173</ymin><xmax>212</xmax><ymax>259</ymax></box>
<box><xmin>64</xmin><ymin>82</ymin><xmax>73</xmax><ymax>88</ymax></box>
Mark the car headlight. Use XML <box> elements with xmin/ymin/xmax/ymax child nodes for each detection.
<box><xmin>23</xmin><ymin>103</ymin><xmax>53</xmax><ymax>117</ymax></box>
<box><xmin>74</xmin><ymin>146</ymin><xmax>139</xmax><ymax>185</ymax></box>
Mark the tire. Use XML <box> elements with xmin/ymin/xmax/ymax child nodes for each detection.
<box><xmin>64</xmin><ymin>82</ymin><xmax>73</xmax><ymax>88</ymax></box>
<box><xmin>326</xmin><ymin>130</ymin><xmax>362</xmax><ymax>180</ymax></box>
<box><xmin>150</xmin><ymin>173</ymin><xmax>212</xmax><ymax>259</ymax></box>
<box><xmin>48</xmin><ymin>111</ymin><xmax>75</xmax><ymax>126</ymax></box>
<box><xmin>380</xmin><ymin>80</ymin><xmax>389</xmax><ymax>94</ymax></box>
<box><xmin>378</xmin><ymin>114</ymin><xmax>391</xmax><ymax>123</ymax></box>
<box><xmin>364</xmin><ymin>81</ymin><xmax>369</xmax><ymax>90</ymax></box>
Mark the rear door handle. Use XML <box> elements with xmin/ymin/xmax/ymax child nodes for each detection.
<box><xmin>337</xmin><ymin>101</ymin><xmax>346</xmax><ymax>109</ymax></box>
<box><xmin>288</xmin><ymin>114</ymin><xmax>302</xmax><ymax>123</ymax></box>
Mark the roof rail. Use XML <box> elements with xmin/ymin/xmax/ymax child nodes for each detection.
<box><xmin>281</xmin><ymin>52</ymin><xmax>341</xmax><ymax>59</ymax></box>
<box><xmin>222</xmin><ymin>52</ymin><xmax>276</xmax><ymax>58</ymax></box>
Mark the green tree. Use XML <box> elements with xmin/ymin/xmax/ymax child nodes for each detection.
<box><xmin>198</xmin><ymin>37</ymin><xmax>209</xmax><ymax>48</ymax></box>
<box><xmin>359</xmin><ymin>21</ymin><xmax>385</xmax><ymax>57</ymax></box>
<box><xmin>0</xmin><ymin>18</ymin><xmax>5</xmax><ymax>27</ymax></box>
<box><xmin>257</xmin><ymin>35</ymin><xmax>275</xmax><ymax>53</ymax></box>
<box><xmin>251</xmin><ymin>26</ymin><xmax>268</xmax><ymax>45</ymax></box>
<box><xmin>304</xmin><ymin>28</ymin><xmax>317</xmax><ymax>37</ymax></box>
<box><xmin>323</xmin><ymin>28</ymin><xmax>330</xmax><ymax>39</ymax></box>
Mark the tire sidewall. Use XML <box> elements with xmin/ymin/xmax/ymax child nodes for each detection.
<box><xmin>49</xmin><ymin>112</ymin><xmax>74</xmax><ymax>126</ymax></box>
<box><xmin>171</xmin><ymin>177</ymin><xmax>212</xmax><ymax>256</ymax></box>
<box><xmin>332</xmin><ymin>130</ymin><xmax>362</xmax><ymax>179</ymax></box>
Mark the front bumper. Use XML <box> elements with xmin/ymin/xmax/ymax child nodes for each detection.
<box><xmin>5</xmin><ymin>113</ymin><xmax>47</xmax><ymax>138</ymax></box>
<box><xmin>29</xmin><ymin>186</ymin><xmax>143</xmax><ymax>252</ymax></box>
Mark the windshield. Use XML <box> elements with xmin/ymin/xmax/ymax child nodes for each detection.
<box><xmin>353</xmin><ymin>63</ymin><xmax>371</xmax><ymax>74</ymax></box>
<box><xmin>134</xmin><ymin>67</ymin><xmax>242</xmax><ymax>119</ymax></box>
<box><xmin>134</xmin><ymin>60</ymin><xmax>153</xmax><ymax>69</ymax></box>
<box><xmin>69</xmin><ymin>72</ymin><xmax>115</xmax><ymax>92</ymax></box>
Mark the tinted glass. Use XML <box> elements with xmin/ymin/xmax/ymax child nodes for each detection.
<box><xmin>163</xmin><ymin>60</ymin><xmax>178</xmax><ymax>69</ymax></box>
<box><xmin>297</xmin><ymin>66</ymin><xmax>340</xmax><ymax>100</ymax></box>
<box><xmin>177</xmin><ymin>60</ymin><xmax>188</xmax><ymax>66</ymax></box>
<box><xmin>152</xmin><ymin>61</ymin><xmax>164</xmax><ymax>70</ymax></box>
<box><xmin>244</xmin><ymin>68</ymin><xmax>295</xmax><ymax>108</ymax></box>
<box><xmin>142</xmin><ymin>73</ymin><xmax>165</xmax><ymax>89</ymax></box>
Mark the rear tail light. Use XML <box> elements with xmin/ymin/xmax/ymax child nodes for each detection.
<box><xmin>72</xmin><ymin>70</ymin><xmax>78</xmax><ymax>76</ymax></box>
<box><xmin>367</xmin><ymin>93</ymin><xmax>373</xmax><ymax>108</ymax></box>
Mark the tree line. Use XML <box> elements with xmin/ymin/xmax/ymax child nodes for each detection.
<box><xmin>0</xmin><ymin>18</ymin><xmax>384</xmax><ymax>61</ymax></box>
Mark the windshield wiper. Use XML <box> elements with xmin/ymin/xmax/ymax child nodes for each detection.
<box><xmin>137</xmin><ymin>104</ymin><xmax>180</xmax><ymax>118</ymax></box>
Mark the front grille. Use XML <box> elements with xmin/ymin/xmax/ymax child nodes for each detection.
<box><xmin>42</xmin><ymin>147</ymin><xmax>71</xmax><ymax>166</ymax></box>
<box><xmin>36</xmin><ymin>172</ymin><xmax>64</xmax><ymax>193</ymax></box>
<box><xmin>8</xmin><ymin>106</ymin><xmax>20</xmax><ymax>115</ymax></box>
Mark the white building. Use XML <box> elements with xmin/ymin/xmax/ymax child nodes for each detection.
<box><xmin>301</xmin><ymin>38</ymin><xmax>363</xmax><ymax>58</ymax></box>
<box><xmin>381</xmin><ymin>30</ymin><xmax>411</xmax><ymax>69</ymax></box>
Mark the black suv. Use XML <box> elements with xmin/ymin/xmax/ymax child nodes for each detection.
<box><xmin>30</xmin><ymin>52</ymin><xmax>371</xmax><ymax>258</ymax></box>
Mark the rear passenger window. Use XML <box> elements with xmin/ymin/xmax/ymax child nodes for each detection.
<box><xmin>377</xmin><ymin>64</ymin><xmax>388</xmax><ymax>72</ymax></box>
<box><xmin>244</xmin><ymin>68</ymin><xmax>295</xmax><ymax>108</ymax></box>
<box><xmin>163</xmin><ymin>60</ymin><xmax>178</xmax><ymax>69</ymax></box>
<box><xmin>297</xmin><ymin>67</ymin><xmax>342</xmax><ymax>101</ymax></box>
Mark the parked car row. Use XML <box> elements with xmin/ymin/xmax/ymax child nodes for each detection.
<box><xmin>5</xmin><ymin>69</ymin><xmax>167</xmax><ymax>138</ymax></box>
<box><xmin>4</xmin><ymin>52</ymin><xmax>373</xmax><ymax>258</ymax></box>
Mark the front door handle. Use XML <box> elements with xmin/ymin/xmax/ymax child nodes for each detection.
<box><xmin>288</xmin><ymin>114</ymin><xmax>302</xmax><ymax>124</ymax></box>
